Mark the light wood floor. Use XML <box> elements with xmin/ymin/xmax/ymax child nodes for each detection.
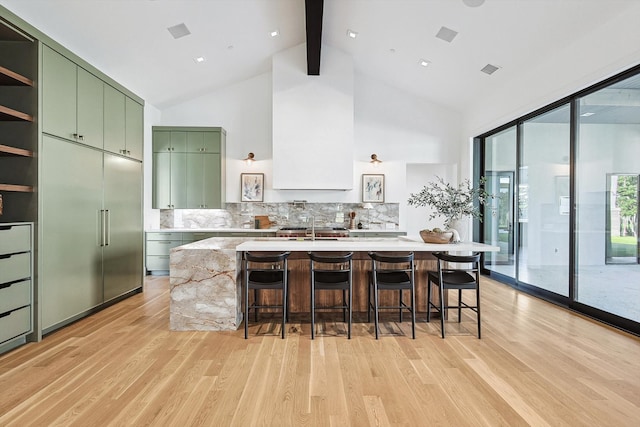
<box><xmin>1</xmin><ymin>276</ymin><xmax>639</xmax><ymax>426</ymax></box>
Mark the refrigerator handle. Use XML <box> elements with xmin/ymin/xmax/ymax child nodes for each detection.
<box><xmin>105</xmin><ymin>209</ymin><xmax>111</xmax><ymax>246</ymax></box>
<box><xmin>99</xmin><ymin>209</ymin><xmax>106</xmax><ymax>247</ymax></box>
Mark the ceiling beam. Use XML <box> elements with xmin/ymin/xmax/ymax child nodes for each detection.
<box><xmin>305</xmin><ymin>0</ymin><xmax>323</xmax><ymax>75</ymax></box>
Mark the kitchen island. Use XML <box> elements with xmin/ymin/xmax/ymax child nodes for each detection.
<box><xmin>169</xmin><ymin>236</ymin><xmax>499</xmax><ymax>332</ymax></box>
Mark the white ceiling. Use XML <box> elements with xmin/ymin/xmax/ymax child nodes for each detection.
<box><xmin>1</xmin><ymin>0</ymin><xmax>639</xmax><ymax>113</ymax></box>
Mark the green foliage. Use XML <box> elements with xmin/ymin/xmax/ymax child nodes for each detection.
<box><xmin>616</xmin><ymin>175</ymin><xmax>638</xmax><ymax>237</ymax></box>
<box><xmin>407</xmin><ymin>176</ymin><xmax>494</xmax><ymax>229</ymax></box>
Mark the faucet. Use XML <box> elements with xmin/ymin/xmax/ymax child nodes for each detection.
<box><xmin>310</xmin><ymin>215</ymin><xmax>315</xmax><ymax>241</ymax></box>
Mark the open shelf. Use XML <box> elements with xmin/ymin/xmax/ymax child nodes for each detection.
<box><xmin>0</xmin><ymin>65</ymin><xmax>33</xmax><ymax>86</ymax></box>
<box><xmin>0</xmin><ymin>144</ymin><xmax>33</xmax><ymax>157</ymax></box>
<box><xmin>0</xmin><ymin>105</ymin><xmax>33</xmax><ymax>122</ymax></box>
<box><xmin>0</xmin><ymin>183</ymin><xmax>34</xmax><ymax>193</ymax></box>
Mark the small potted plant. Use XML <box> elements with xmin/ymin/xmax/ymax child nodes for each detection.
<box><xmin>408</xmin><ymin>176</ymin><xmax>493</xmax><ymax>243</ymax></box>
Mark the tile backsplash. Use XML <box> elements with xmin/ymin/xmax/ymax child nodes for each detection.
<box><xmin>160</xmin><ymin>202</ymin><xmax>399</xmax><ymax>230</ymax></box>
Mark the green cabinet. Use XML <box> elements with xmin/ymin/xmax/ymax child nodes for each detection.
<box><xmin>186</xmin><ymin>153</ymin><xmax>222</xmax><ymax>208</ymax></box>
<box><xmin>42</xmin><ymin>45</ymin><xmax>144</xmax><ymax>160</ymax></box>
<box><xmin>152</xmin><ymin>127</ymin><xmax>225</xmax><ymax>209</ymax></box>
<box><xmin>0</xmin><ymin>223</ymin><xmax>33</xmax><ymax>348</ymax></box>
<box><xmin>104</xmin><ymin>84</ymin><xmax>125</xmax><ymax>156</ymax></box>
<box><xmin>42</xmin><ymin>46</ymin><xmax>104</xmax><ymax>149</ymax></box>
<box><xmin>125</xmin><ymin>97</ymin><xmax>144</xmax><ymax>160</ymax></box>
<box><xmin>40</xmin><ymin>136</ymin><xmax>142</xmax><ymax>332</ymax></box>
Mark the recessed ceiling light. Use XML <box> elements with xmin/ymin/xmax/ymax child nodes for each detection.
<box><xmin>347</xmin><ymin>29</ymin><xmax>358</xmax><ymax>39</ymax></box>
<box><xmin>270</xmin><ymin>29</ymin><xmax>279</xmax><ymax>37</ymax></box>
<box><xmin>435</xmin><ymin>26</ymin><xmax>458</xmax><ymax>43</ymax></box>
<box><xmin>463</xmin><ymin>0</ymin><xmax>486</xmax><ymax>7</ymax></box>
<box><xmin>581</xmin><ymin>112</ymin><xmax>595</xmax><ymax>117</ymax></box>
<box><xmin>167</xmin><ymin>23</ymin><xmax>191</xmax><ymax>39</ymax></box>
<box><xmin>419</xmin><ymin>59</ymin><xmax>431</xmax><ymax>67</ymax></box>
<box><xmin>194</xmin><ymin>56</ymin><xmax>206</xmax><ymax>64</ymax></box>
<box><xmin>481</xmin><ymin>64</ymin><xmax>500</xmax><ymax>75</ymax></box>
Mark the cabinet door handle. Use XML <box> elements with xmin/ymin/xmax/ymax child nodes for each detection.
<box><xmin>100</xmin><ymin>209</ymin><xmax>107</xmax><ymax>247</ymax></box>
<box><xmin>105</xmin><ymin>209</ymin><xmax>111</xmax><ymax>246</ymax></box>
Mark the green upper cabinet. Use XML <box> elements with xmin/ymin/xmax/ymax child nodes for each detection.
<box><xmin>77</xmin><ymin>68</ymin><xmax>104</xmax><ymax>150</ymax></box>
<box><xmin>186</xmin><ymin>153</ymin><xmax>222</xmax><ymax>208</ymax></box>
<box><xmin>103</xmin><ymin>84</ymin><xmax>126</xmax><ymax>156</ymax></box>
<box><xmin>42</xmin><ymin>45</ymin><xmax>77</xmax><ymax>141</ymax></box>
<box><xmin>42</xmin><ymin>45</ymin><xmax>143</xmax><ymax>160</ymax></box>
<box><xmin>125</xmin><ymin>97</ymin><xmax>144</xmax><ymax>160</ymax></box>
<box><xmin>152</xmin><ymin>127</ymin><xmax>225</xmax><ymax>209</ymax></box>
<box><xmin>104</xmin><ymin>85</ymin><xmax>144</xmax><ymax>161</ymax></box>
<box><xmin>42</xmin><ymin>46</ymin><xmax>104</xmax><ymax>148</ymax></box>
<box><xmin>186</xmin><ymin>131</ymin><xmax>221</xmax><ymax>153</ymax></box>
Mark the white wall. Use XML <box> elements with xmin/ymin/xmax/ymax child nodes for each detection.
<box><xmin>462</xmin><ymin>4</ymin><xmax>640</xmax><ymax>138</ymax></box>
<box><xmin>154</xmin><ymin>67</ymin><xmax>462</xmax><ymax>233</ymax></box>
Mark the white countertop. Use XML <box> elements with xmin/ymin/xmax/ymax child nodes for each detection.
<box><xmin>147</xmin><ymin>228</ymin><xmax>405</xmax><ymax>233</ymax></box>
<box><xmin>235</xmin><ymin>236</ymin><xmax>499</xmax><ymax>252</ymax></box>
<box><xmin>147</xmin><ymin>228</ymin><xmax>278</xmax><ymax>233</ymax></box>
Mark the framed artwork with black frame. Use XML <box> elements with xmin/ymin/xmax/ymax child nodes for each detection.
<box><xmin>362</xmin><ymin>174</ymin><xmax>384</xmax><ymax>203</ymax></box>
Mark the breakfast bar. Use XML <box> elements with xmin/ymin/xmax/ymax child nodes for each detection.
<box><xmin>169</xmin><ymin>236</ymin><xmax>499</xmax><ymax>332</ymax></box>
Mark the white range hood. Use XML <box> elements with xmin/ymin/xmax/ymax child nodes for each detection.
<box><xmin>272</xmin><ymin>43</ymin><xmax>354</xmax><ymax>190</ymax></box>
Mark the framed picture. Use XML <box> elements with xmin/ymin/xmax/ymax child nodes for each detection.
<box><xmin>362</xmin><ymin>174</ymin><xmax>385</xmax><ymax>203</ymax></box>
<box><xmin>241</xmin><ymin>173</ymin><xmax>264</xmax><ymax>202</ymax></box>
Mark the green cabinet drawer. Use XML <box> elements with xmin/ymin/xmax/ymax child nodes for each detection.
<box><xmin>146</xmin><ymin>232</ymin><xmax>183</xmax><ymax>241</ymax></box>
<box><xmin>0</xmin><ymin>253</ymin><xmax>31</xmax><ymax>284</ymax></box>
<box><xmin>146</xmin><ymin>255</ymin><xmax>170</xmax><ymax>272</ymax></box>
<box><xmin>0</xmin><ymin>224</ymin><xmax>31</xmax><ymax>255</ymax></box>
<box><xmin>0</xmin><ymin>306</ymin><xmax>31</xmax><ymax>344</ymax></box>
<box><xmin>0</xmin><ymin>280</ymin><xmax>31</xmax><ymax>314</ymax></box>
<box><xmin>146</xmin><ymin>240</ymin><xmax>182</xmax><ymax>255</ymax></box>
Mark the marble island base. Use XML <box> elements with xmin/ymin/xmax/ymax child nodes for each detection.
<box><xmin>169</xmin><ymin>238</ymin><xmax>246</xmax><ymax>331</ymax></box>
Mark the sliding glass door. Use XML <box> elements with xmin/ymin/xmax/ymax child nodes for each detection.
<box><xmin>483</xmin><ymin>127</ymin><xmax>516</xmax><ymax>278</ymax></box>
<box><xmin>478</xmin><ymin>67</ymin><xmax>640</xmax><ymax>333</ymax></box>
<box><xmin>519</xmin><ymin>105</ymin><xmax>570</xmax><ymax>296</ymax></box>
<box><xmin>575</xmin><ymin>73</ymin><xmax>640</xmax><ymax>322</ymax></box>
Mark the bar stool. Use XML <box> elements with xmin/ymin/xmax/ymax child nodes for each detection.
<box><xmin>308</xmin><ymin>251</ymin><xmax>353</xmax><ymax>339</ymax></box>
<box><xmin>244</xmin><ymin>251</ymin><xmax>291</xmax><ymax>339</ymax></box>
<box><xmin>427</xmin><ymin>251</ymin><xmax>482</xmax><ymax>338</ymax></box>
<box><xmin>368</xmin><ymin>252</ymin><xmax>416</xmax><ymax>339</ymax></box>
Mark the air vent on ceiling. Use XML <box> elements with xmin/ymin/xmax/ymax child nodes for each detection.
<box><xmin>435</xmin><ymin>26</ymin><xmax>458</xmax><ymax>43</ymax></box>
<box><xmin>167</xmin><ymin>23</ymin><xmax>191</xmax><ymax>39</ymax></box>
<box><xmin>481</xmin><ymin>64</ymin><xmax>500</xmax><ymax>75</ymax></box>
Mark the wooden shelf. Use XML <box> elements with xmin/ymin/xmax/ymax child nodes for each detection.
<box><xmin>0</xmin><ymin>105</ymin><xmax>33</xmax><ymax>122</ymax></box>
<box><xmin>0</xmin><ymin>65</ymin><xmax>33</xmax><ymax>86</ymax></box>
<box><xmin>0</xmin><ymin>144</ymin><xmax>33</xmax><ymax>157</ymax></box>
<box><xmin>0</xmin><ymin>184</ymin><xmax>34</xmax><ymax>193</ymax></box>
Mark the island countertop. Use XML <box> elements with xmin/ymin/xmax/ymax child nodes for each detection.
<box><xmin>234</xmin><ymin>235</ymin><xmax>499</xmax><ymax>253</ymax></box>
<box><xmin>169</xmin><ymin>236</ymin><xmax>498</xmax><ymax>332</ymax></box>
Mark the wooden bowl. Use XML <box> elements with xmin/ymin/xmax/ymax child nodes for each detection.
<box><xmin>419</xmin><ymin>230</ymin><xmax>453</xmax><ymax>244</ymax></box>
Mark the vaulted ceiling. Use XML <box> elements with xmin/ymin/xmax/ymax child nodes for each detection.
<box><xmin>1</xmin><ymin>0</ymin><xmax>639</xmax><ymax>114</ymax></box>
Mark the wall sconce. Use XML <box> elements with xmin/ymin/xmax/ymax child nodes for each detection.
<box><xmin>244</xmin><ymin>152</ymin><xmax>255</xmax><ymax>165</ymax></box>
<box><xmin>370</xmin><ymin>153</ymin><xmax>382</xmax><ymax>166</ymax></box>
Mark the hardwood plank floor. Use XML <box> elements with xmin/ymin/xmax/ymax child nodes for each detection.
<box><xmin>1</xmin><ymin>275</ymin><xmax>639</xmax><ymax>426</ymax></box>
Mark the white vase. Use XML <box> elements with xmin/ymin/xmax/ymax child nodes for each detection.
<box><xmin>448</xmin><ymin>218</ymin><xmax>469</xmax><ymax>243</ymax></box>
